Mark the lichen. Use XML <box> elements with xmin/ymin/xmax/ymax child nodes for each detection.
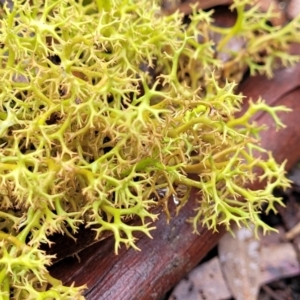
<box><xmin>0</xmin><ymin>0</ymin><xmax>298</xmax><ymax>298</ymax></box>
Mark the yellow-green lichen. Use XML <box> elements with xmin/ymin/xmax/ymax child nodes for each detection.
<box><xmin>0</xmin><ymin>0</ymin><xmax>298</xmax><ymax>298</ymax></box>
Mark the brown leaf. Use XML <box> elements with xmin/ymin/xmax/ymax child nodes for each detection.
<box><xmin>287</xmin><ymin>0</ymin><xmax>300</xmax><ymax>20</ymax></box>
<box><xmin>170</xmin><ymin>226</ymin><xmax>300</xmax><ymax>300</ymax></box>
<box><xmin>168</xmin><ymin>257</ymin><xmax>231</xmax><ymax>300</ymax></box>
<box><xmin>260</xmin><ymin>241</ymin><xmax>300</xmax><ymax>283</ymax></box>
<box><xmin>259</xmin><ymin>226</ymin><xmax>300</xmax><ymax>283</ymax></box>
<box><xmin>218</xmin><ymin>226</ymin><xmax>261</xmax><ymax>300</ymax></box>
<box><xmin>219</xmin><ymin>226</ymin><xmax>300</xmax><ymax>299</ymax></box>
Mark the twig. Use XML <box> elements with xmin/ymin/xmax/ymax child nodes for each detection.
<box><xmin>261</xmin><ymin>285</ymin><xmax>286</xmax><ymax>300</ymax></box>
<box><xmin>285</xmin><ymin>222</ymin><xmax>300</xmax><ymax>240</ymax></box>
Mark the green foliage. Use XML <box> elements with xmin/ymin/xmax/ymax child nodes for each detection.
<box><xmin>0</xmin><ymin>0</ymin><xmax>298</xmax><ymax>298</ymax></box>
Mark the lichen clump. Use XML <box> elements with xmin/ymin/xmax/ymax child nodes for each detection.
<box><xmin>0</xmin><ymin>0</ymin><xmax>299</xmax><ymax>298</ymax></box>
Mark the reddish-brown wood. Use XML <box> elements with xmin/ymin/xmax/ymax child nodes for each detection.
<box><xmin>48</xmin><ymin>61</ymin><xmax>300</xmax><ymax>300</ymax></box>
<box><xmin>50</xmin><ymin>191</ymin><xmax>226</xmax><ymax>300</ymax></box>
<box><xmin>238</xmin><ymin>61</ymin><xmax>300</xmax><ymax>173</ymax></box>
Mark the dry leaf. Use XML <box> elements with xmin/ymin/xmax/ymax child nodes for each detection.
<box><xmin>260</xmin><ymin>240</ymin><xmax>300</xmax><ymax>283</ymax></box>
<box><xmin>170</xmin><ymin>226</ymin><xmax>300</xmax><ymax>300</ymax></box>
<box><xmin>287</xmin><ymin>0</ymin><xmax>300</xmax><ymax>20</ymax></box>
<box><xmin>219</xmin><ymin>226</ymin><xmax>300</xmax><ymax>299</ymax></box>
<box><xmin>218</xmin><ymin>226</ymin><xmax>261</xmax><ymax>300</ymax></box>
<box><xmin>168</xmin><ymin>257</ymin><xmax>231</xmax><ymax>300</ymax></box>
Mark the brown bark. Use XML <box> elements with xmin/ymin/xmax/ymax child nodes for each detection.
<box><xmin>50</xmin><ymin>191</ymin><xmax>225</xmax><ymax>300</ymax></box>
